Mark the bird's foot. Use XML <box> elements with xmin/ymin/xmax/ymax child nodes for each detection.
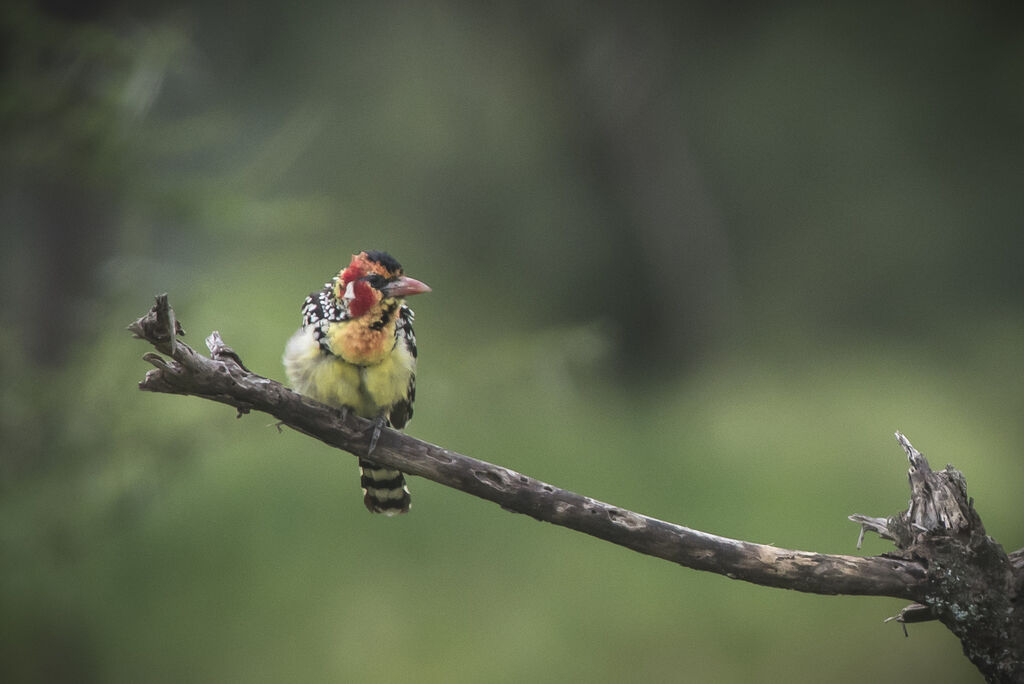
<box><xmin>366</xmin><ymin>413</ymin><xmax>389</xmax><ymax>457</ymax></box>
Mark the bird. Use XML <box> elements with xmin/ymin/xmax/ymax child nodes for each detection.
<box><xmin>283</xmin><ymin>250</ymin><xmax>430</xmax><ymax>515</ymax></box>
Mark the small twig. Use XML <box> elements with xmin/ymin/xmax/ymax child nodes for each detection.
<box><xmin>884</xmin><ymin>603</ymin><xmax>937</xmax><ymax>625</ymax></box>
<box><xmin>848</xmin><ymin>514</ymin><xmax>894</xmax><ymax>548</ymax></box>
<box><xmin>885</xmin><ymin>602</ymin><xmax>938</xmax><ymax>636</ymax></box>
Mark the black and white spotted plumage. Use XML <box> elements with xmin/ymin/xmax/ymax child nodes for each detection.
<box><xmin>300</xmin><ymin>280</ymin><xmax>348</xmax><ymax>353</ymax></box>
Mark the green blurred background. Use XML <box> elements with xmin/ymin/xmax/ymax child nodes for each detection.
<box><xmin>2</xmin><ymin>2</ymin><xmax>1022</xmax><ymax>682</ymax></box>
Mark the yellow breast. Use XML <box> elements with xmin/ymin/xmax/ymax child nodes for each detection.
<box><xmin>283</xmin><ymin>325</ymin><xmax>415</xmax><ymax>419</ymax></box>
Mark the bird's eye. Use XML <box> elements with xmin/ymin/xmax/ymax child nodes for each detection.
<box><xmin>363</xmin><ymin>274</ymin><xmax>386</xmax><ymax>289</ymax></box>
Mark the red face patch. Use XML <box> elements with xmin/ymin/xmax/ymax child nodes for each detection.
<box><xmin>347</xmin><ymin>279</ymin><xmax>378</xmax><ymax>318</ymax></box>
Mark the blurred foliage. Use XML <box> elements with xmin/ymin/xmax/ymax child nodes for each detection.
<box><xmin>2</xmin><ymin>1</ymin><xmax>1022</xmax><ymax>682</ymax></box>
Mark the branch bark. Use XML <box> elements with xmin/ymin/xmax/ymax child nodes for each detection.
<box><xmin>878</xmin><ymin>434</ymin><xmax>1023</xmax><ymax>680</ymax></box>
<box><xmin>130</xmin><ymin>296</ymin><xmax>1023</xmax><ymax>682</ymax></box>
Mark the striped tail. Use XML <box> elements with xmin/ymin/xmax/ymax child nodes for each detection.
<box><xmin>358</xmin><ymin>459</ymin><xmax>411</xmax><ymax>515</ymax></box>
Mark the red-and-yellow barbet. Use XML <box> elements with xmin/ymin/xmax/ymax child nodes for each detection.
<box><xmin>283</xmin><ymin>250</ymin><xmax>430</xmax><ymax>515</ymax></box>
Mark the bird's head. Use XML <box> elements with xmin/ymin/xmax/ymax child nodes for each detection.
<box><xmin>334</xmin><ymin>250</ymin><xmax>431</xmax><ymax>318</ymax></box>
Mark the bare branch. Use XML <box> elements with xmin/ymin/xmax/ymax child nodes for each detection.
<box><xmin>129</xmin><ymin>295</ymin><xmax>925</xmax><ymax>600</ymax></box>
<box><xmin>129</xmin><ymin>296</ymin><xmax>1024</xmax><ymax>681</ymax></box>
